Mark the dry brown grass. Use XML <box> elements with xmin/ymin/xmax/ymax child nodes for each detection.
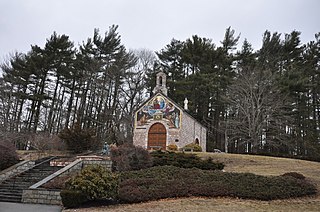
<box><xmin>63</xmin><ymin>153</ymin><xmax>320</xmax><ymax>212</ymax></box>
<box><xmin>197</xmin><ymin>153</ymin><xmax>320</xmax><ymax>188</ymax></box>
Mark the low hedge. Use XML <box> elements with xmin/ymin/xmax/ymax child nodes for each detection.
<box><xmin>281</xmin><ymin>172</ymin><xmax>306</xmax><ymax>180</ymax></box>
<box><xmin>167</xmin><ymin>144</ymin><xmax>178</xmax><ymax>151</ymax></box>
<box><xmin>60</xmin><ymin>190</ymin><xmax>88</xmax><ymax>208</ymax></box>
<box><xmin>151</xmin><ymin>151</ymin><xmax>224</xmax><ymax>170</ymax></box>
<box><xmin>118</xmin><ymin>166</ymin><xmax>317</xmax><ymax>203</ymax></box>
<box><xmin>183</xmin><ymin>143</ymin><xmax>202</xmax><ymax>152</ymax></box>
<box><xmin>111</xmin><ymin>143</ymin><xmax>152</xmax><ymax>171</ymax></box>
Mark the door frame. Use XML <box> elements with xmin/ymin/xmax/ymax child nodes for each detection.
<box><xmin>147</xmin><ymin>122</ymin><xmax>167</xmax><ymax>150</ymax></box>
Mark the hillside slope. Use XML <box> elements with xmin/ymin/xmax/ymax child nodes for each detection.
<box><xmin>64</xmin><ymin>153</ymin><xmax>320</xmax><ymax>212</ymax></box>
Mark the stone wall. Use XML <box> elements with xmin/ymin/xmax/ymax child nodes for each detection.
<box><xmin>179</xmin><ymin>113</ymin><xmax>207</xmax><ymax>151</ymax></box>
<box><xmin>133</xmin><ymin>111</ymin><xmax>207</xmax><ymax>151</ymax></box>
<box><xmin>133</xmin><ymin>128</ymin><xmax>147</xmax><ymax>148</ymax></box>
<box><xmin>22</xmin><ymin>159</ymin><xmax>112</xmax><ymax>205</ymax></box>
<box><xmin>83</xmin><ymin>159</ymin><xmax>112</xmax><ymax>168</ymax></box>
<box><xmin>0</xmin><ymin>160</ymin><xmax>35</xmax><ymax>183</ymax></box>
<box><xmin>22</xmin><ymin>189</ymin><xmax>61</xmax><ymax>205</ymax></box>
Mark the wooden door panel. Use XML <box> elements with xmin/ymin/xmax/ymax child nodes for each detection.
<box><xmin>148</xmin><ymin>123</ymin><xmax>166</xmax><ymax>150</ymax></box>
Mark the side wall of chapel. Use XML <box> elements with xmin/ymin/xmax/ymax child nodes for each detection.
<box><xmin>179</xmin><ymin>113</ymin><xmax>207</xmax><ymax>152</ymax></box>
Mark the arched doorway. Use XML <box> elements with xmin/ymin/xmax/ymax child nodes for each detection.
<box><xmin>148</xmin><ymin>123</ymin><xmax>166</xmax><ymax>150</ymax></box>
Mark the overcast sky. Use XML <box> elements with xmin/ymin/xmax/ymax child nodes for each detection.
<box><xmin>0</xmin><ymin>0</ymin><xmax>319</xmax><ymax>62</ymax></box>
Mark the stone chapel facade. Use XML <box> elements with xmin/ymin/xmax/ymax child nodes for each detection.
<box><xmin>133</xmin><ymin>72</ymin><xmax>207</xmax><ymax>151</ymax></box>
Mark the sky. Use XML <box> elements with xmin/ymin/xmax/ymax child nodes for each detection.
<box><xmin>0</xmin><ymin>0</ymin><xmax>319</xmax><ymax>62</ymax></box>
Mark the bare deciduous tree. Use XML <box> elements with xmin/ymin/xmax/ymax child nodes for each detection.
<box><xmin>225</xmin><ymin>68</ymin><xmax>293</xmax><ymax>153</ymax></box>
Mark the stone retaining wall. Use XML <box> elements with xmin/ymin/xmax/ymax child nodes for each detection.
<box><xmin>0</xmin><ymin>160</ymin><xmax>35</xmax><ymax>183</ymax></box>
<box><xmin>22</xmin><ymin>189</ymin><xmax>61</xmax><ymax>205</ymax></box>
<box><xmin>83</xmin><ymin>159</ymin><xmax>112</xmax><ymax>169</ymax></box>
<box><xmin>22</xmin><ymin>159</ymin><xmax>112</xmax><ymax>205</ymax></box>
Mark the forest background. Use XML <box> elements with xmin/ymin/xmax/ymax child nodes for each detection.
<box><xmin>0</xmin><ymin>25</ymin><xmax>319</xmax><ymax>158</ymax></box>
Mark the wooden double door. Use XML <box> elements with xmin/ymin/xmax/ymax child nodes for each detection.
<box><xmin>148</xmin><ymin>123</ymin><xmax>166</xmax><ymax>150</ymax></box>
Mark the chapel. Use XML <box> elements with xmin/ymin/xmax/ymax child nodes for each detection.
<box><xmin>133</xmin><ymin>71</ymin><xmax>207</xmax><ymax>151</ymax></box>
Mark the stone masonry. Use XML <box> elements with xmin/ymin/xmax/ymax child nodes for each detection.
<box><xmin>0</xmin><ymin>160</ymin><xmax>35</xmax><ymax>183</ymax></box>
<box><xmin>133</xmin><ymin>71</ymin><xmax>207</xmax><ymax>151</ymax></box>
<box><xmin>134</xmin><ymin>109</ymin><xmax>206</xmax><ymax>151</ymax></box>
<box><xmin>22</xmin><ymin>158</ymin><xmax>112</xmax><ymax>205</ymax></box>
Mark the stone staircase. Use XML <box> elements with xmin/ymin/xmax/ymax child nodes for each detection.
<box><xmin>0</xmin><ymin>157</ymin><xmax>61</xmax><ymax>203</ymax></box>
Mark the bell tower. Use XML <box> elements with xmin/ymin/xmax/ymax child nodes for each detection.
<box><xmin>152</xmin><ymin>71</ymin><xmax>168</xmax><ymax>96</ymax></box>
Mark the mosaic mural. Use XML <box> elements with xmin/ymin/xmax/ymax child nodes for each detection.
<box><xmin>136</xmin><ymin>95</ymin><xmax>181</xmax><ymax>128</ymax></box>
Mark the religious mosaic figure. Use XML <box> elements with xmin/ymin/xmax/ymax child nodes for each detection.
<box><xmin>136</xmin><ymin>94</ymin><xmax>181</xmax><ymax>128</ymax></box>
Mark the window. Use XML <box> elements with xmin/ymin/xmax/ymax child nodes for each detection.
<box><xmin>159</xmin><ymin>76</ymin><xmax>163</xmax><ymax>86</ymax></box>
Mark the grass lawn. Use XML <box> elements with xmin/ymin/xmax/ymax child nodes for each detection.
<box><xmin>63</xmin><ymin>153</ymin><xmax>320</xmax><ymax>212</ymax></box>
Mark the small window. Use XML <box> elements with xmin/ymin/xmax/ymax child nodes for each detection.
<box><xmin>159</xmin><ymin>76</ymin><xmax>163</xmax><ymax>86</ymax></box>
<box><xmin>175</xmin><ymin>139</ymin><xmax>179</xmax><ymax>142</ymax></box>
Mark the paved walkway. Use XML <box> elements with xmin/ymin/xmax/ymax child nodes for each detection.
<box><xmin>0</xmin><ymin>202</ymin><xmax>62</xmax><ymax>212</ymax></box>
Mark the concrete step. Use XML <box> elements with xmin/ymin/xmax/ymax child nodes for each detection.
<box><xmin>0</xmin><ymin>191</ymin><xmax>22</xmax><ymax>196</ymax></box>
<box><xmin>0</xmin><ymin>181</ymin><xmax>31</xmax><ymax>186</ymax></box>
<box><xmin>0</xmin><ymin>186</ymin><xmax>28</xmax><ymax>191</ymax></box>
<box><xmin>0</xmin><ymin>184</ymin><xmax>29</xmax><ymax>189</ymax></box>
<box><xmin>0</xmin><ymin>156</ymin><xmax>61</xmax><ymax>203</ymax></box>
<box><xmin>0</xmin><ymin>192</ymin><xmax>22</xmax><ymax>202</ymax></box>
<box><xmin>0</xmin><ymin>196</ymin><xmax>21</xmax><ymax>203</ymax></box>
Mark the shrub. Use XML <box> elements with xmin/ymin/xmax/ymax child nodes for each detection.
<box><xmin>58</xmin><ymin>121</ymin><xmax>99</xmax><ymax>154</ymax></box>
<box><xmin>227</xmin><ymin>172</ymin><xmax>317</xmax><ymax>200</ymax></box>
<box><xmin>167</xmin><ymin>144</ymin><xmax>178</xmax><ymax>151</ymax></box>
<box><xmin>110</xmin><ymin>143</ymin><xmax>152</xmax><ymax>171</ymax></box>
<box><xmin>0</xmin><ymin>140</ymin><xmax>19</xmax><ymax>171</ymax></box>
<box><xmin>60</xmin><ymin>190</ymin><xmax>88</xmax><ymax>208</ymax></box>
<box><xmin>281</xmin><ymin>172</ymin><xmax>306</xmax><ymax>180</ymax></box>
<box><xmin>118</xmin><ymin>166</ymin><xmax>317</xmax><ymax>203</ymax></box>
<box><xmin>65</xmin><ymin>165</ymin><xmax>119</xmax><ymax>201</ymax></box>
<box><xmin>151</xmin><ymin>151</ymin><xmax>224</xmax><ymax>170</ymax></box>
<box><xmin>183</xmin><ymin>143</ymin><xmax>202</xmax><ymax>152</ymax></box>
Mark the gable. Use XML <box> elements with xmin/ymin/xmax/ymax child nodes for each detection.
<box><xmin>135</xmin><ymin>93</ymin><xmax>182</xmax><ymax>129</ymax></box>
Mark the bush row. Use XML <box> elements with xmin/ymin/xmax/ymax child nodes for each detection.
<box><xmin>110</xmin><ymin>143</ymin><xmax>153</xmax><ymax>171</ymax></box>
<box><xmin>110</xmin><ymin>144</ymin><xmax>223</xmax><ymax>172</ymax></box>
<box><xmin>151</xmin><ymin>150</ymin><xmax>224</xmax><ymax>170</ymax></box>
<box><xmin>183</xmin><ymin>143</ymin><xmax>202</xmax><ymax>152</ymax></box>
<box><xmin>118</xmin><ymin>166</ymin><xmax>317</xmax><ymax>203</ymax></box>
<box><xmin>61</xmin><ymin>165</ymin><xmax>317</xmax><ymax>208</ymax></box>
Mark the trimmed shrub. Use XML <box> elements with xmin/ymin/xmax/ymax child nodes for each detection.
<box><xmin>0</xmin><ymin>140</ymin><xmax>19</xmax><ymax>171</ymax></box>
<box><xmin>183</xmin><ymin>143</ymin><xmax>202</xmax><ymax>152</ymax></box>
<box><xmin>118</xmin><ymin>166</ymin><xmax>317</xmax><ymax>203</ymax></box>
<box><xmin>65</xmin><ymin>165</ymin><xmax>119</xmax><ymax>201</ymax></box>
<box><xmin>281</xmin><ymin>172</ymin><xmax>306</xmax><ymax>180</ymax></box>
<box><xmin>110</xmin><ymin>143</ymin><xmax>152</xmax><ymax>171</ymax></box>
<box><xmin>151</xmin><ymin>150</ymin><xmax>224</xmax><ymax>170</ymax></box>
<box><xmin>167</xmin><ymin>144</ymin><xmax>178</xmax><ymax>151</ymax></box>
<box><xmin>60</xmin><ymin>190</ymin><xmax>88</xmax><ymax>208</ymax></box>
<box><xmin>227</xmin><ymin>172</ymin><xmax>316</xmax><ymax>200</ymax></box>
